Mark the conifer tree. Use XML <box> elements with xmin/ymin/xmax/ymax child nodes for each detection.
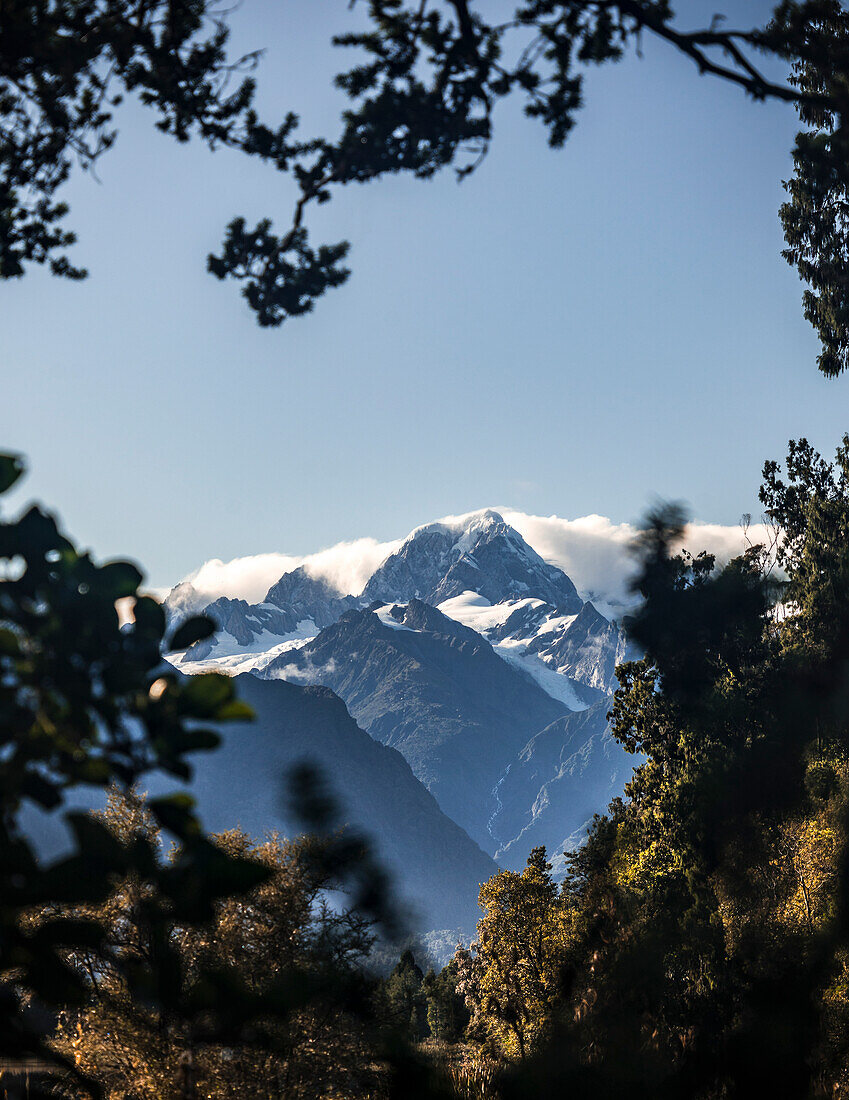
<box><xmin>384</xmin><ymin>949</ymin><xmax>429</xmax><ymax>1042</ymax></box>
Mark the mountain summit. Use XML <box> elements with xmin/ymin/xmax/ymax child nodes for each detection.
<box><xmin>362</xmin><ymin>510</ymin><xmax>583</xmax><ymax>611</ymax></box>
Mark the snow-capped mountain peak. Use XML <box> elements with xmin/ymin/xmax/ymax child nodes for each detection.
<box><xmin>361</xmin><ymin>509</ymin><xmax>583</xmax><ymax>611</ymax></box>
<box><xmin>164</xmin><ymin>508</ymin><xmax>631</xmax><ymax>703</ymax></box>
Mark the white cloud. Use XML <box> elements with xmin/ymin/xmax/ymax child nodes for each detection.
<box><xmin>502</xmin><ymin>512</ymin><xmax>637</xmax><ymax>615</ymax></box>
<box><xmin>267</xmin><ymin>657</ymin><xmax>337</xmax><ymax>685</ymax></box>
<box><xmin>300</xmin><ymin>537</ymin><xmax>402</xmax><ymax>596</ymax></box>
<box><xmin>501</xmin><ymin>510</ymin><xmax>772</xmax><ymax>617</ymax></box>
<box><xmin>167</xmin><ymin>509</ymin><xmax>770</xmax><ymax>620</ymax></box>
<box><xmin>171</xmin><ymin>538</ymin><xmax>401</xmax><ymax>607</ymax></box>
<box><xmin>182</xmin><ymin>552</ymin><xmax>303</xmax><ymax>606</ymax></box>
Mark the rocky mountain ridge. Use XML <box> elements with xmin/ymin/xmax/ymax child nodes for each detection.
<box><xmin>260</xmin><ymin>598</ymin><xmax>572</xmax><ymax>850</ymax></box>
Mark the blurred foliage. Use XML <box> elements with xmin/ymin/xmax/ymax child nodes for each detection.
<box><xmin>48</xmin><ymin>790</ymin><xmax>382</xmax><ymax>1099</ymax></box>
<box><xmin>0</xmin><ymin>455</ymin><xmax>434</xmax><ymax>1099</ymax></box>
<box><xmin>0</xmin><ymin>451</ymin><xmax>283</xmax><ymax>1094</ymax></box>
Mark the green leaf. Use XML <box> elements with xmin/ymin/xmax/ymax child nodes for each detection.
<box><xmin>11</xmin><ymin>506</ymin><xmax>69</xmax><ymax>556</ymax></box>
<box><xmin>19</xmin><ymin>951</ymin><xmax>88</xmax><ymax>1006</ymax></box>
<box><xmin>149</xmin><ymin>792</ymin><xmax>200</xmax><ymax>837</ymax></box>
<box><xmin>213</xmin><ymin>700</ymin><xmax>254</xmax><ymax>722</ymax></box>
<box><xmin>32</xmin><ymin>918</ymin><xmax>104</xmax><ymax>950</ymax></box>
<box><xmin>161</xmin><ymin>840</ymin><xmax>270</xmax><ymax>921</ymax></box>
<box><xmin>182</xmin><ymin>672</ymin><xmax>235</xmax><ymax>716</ymax></box>
<box><xmin>0</xmin><ymin>454</ymin><xmax>24</xmax><ymax>494</ymax></box>
<box><xmin>134</xmin><ymin>595</ymin><xmax>166</xmax><ymax>636</ymax></box>
<box><xmin>173</xmin><ymin>728</ymin><xmax>222</xmax><ymax>753</ymax></box>
<box><xmin>21</xmin><ymin>772</ymin><xmax>62</xmax><ymax>809</ymax></box>
<box><xmin>196</xmin><ymin>846</ymin><xmax>270</xmax><ymax>897</ymax></box>
<box><xmin>66</xmin><ymin>812</ymin><xmax>128</xmax><ymax>869</ymax></box>
<box><xmin>73</xmin><ymin>757</ymin><xmax>112</xmax><ymax>785</ymax></box>
<box><xmin>168</xmin><ymin>614</ymin><xmax>216</xmax><ymax>651</ymax></box>
<box><xmin>30</xmin><ymin>855</ymin><xmax>115</xmax><ymax>905</ymax></box>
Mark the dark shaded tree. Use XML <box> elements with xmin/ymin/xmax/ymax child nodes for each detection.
<box><xmin>423</xmin><ymin>960</ymin><xmax>469</xmax><ymax>1044</ymax></box>
<box><xmin>384</xmin><ymin>949</ymin><xmax>429</xmax><ymax>1041</ymax></box>
<box><xmin>455</xmin><ymin>436</ymin><xmax>849</xmax><ymax>1097</ymax></box>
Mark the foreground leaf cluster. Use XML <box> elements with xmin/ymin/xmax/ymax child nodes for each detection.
<box><xmin>47</xmin><ymin>792</ymin><xmax>379</xmax><ymax>1099</ymax></box>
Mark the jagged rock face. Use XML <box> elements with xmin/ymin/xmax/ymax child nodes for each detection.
<box><xmin>261</xmin><ymin>600</ymin><xmax>569</xmax><ymax>852</ymax></box>
<box><xmin>163</xmin><ymin>580</ymin><xmax>206</xmax><ymax>627</ymax></box>
<box><xmin>363</xmin><ymin>511</ymin><xmax>583</xmax><ymax>611</ymax></box>
<box><xmin>172</xmin><ymin>569</ymin><xmax>362</xmax><ymax>660</ymax></box>
<box><xmin>492</xmin><ymin>701</ymin><xmax>636</xmax><ymax>873</ymax></box>
<box><xmin>265</xmin><ymin>566</ymin><xmax>359</xmax><ymax>628</ymax></box>
<box><xmin>445</xmin><ymin>595</ymin><xmax>632</xmax><ymax>698</ymax></box>
<box><xmin>163</xmin><ymin>581</ymin><xmax>305</xmax><ymax>653</ymax></box>
<box><xmin>164</xmin><ymin>510</ymin><xmax>590</xmax><ymax>659</ymax></box>
<box><xmin>178</xmin><ymin>597</ymin><xmax>304</xmax><ymax>661</ymax></box>
<box><xmin>207</xmin><ymin>597</ymin><xmax>298</xmax><ymax>644</ymax></box>
<box><xmin>525</xmin><ymin>602</ymin><xmax>636</xmax><ymax>695</ymax></box>
<box><xmin>399</xmin><ymin>596</ymin><xmax>480</xmax><ymax>638</ymax></box>
<box><xmin>488</xmin><ymin>600</ymin><xmax>552</xmax><ymax>643</ymax></box>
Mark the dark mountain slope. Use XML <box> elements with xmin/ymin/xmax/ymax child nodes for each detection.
<box><xmin>184</xmin><ymin>674</ymin><xmax>498</xmax><ymax>935</ymax></box>
<box><xmin>262</xmin><ymin>601</ymin><xmax>568</xmax><ymax>850</ymax></box>
<box><xmin>492</xmin><ymin>700</ymin><xmax>636</xmax><ymax>871</ymax></box>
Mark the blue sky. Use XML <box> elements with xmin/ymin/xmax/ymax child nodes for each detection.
<box><xmin>3</xmin><ymin>1</ymin><xmax>847</xmax><ymax>591</ymax></box>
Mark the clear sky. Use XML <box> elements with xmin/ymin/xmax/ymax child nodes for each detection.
<box><xmin>3</xmin><ymin>1</ymin><xmax>847</xmax><ymax>591</ymax></box>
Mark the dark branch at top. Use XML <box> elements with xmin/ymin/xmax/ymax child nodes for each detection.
<box><xmin>4</xmin><ymin>1</ymin><xmax>849</xmax><ymax>374</ymax></box>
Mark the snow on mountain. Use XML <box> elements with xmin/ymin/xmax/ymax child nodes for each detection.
<box><xmin>171</xmin><ymin>623</ymin><xmax>318</xmax><ymax>676</ymax></box>
<box><xmin>152</xmin><ymin>507</ymin><xmax>767</xmax><ymax>893</ymax></box>
<box><xmin>436</xmin><ymin>591</ymin><xmax>634</xmax><ymax>698</ymax></box>
<box><xmin>165</xmin><ymin>512</ymin><xmax>768</xmax><ymax>628</ymax></box>
<box><xmin>435</xmin><ymin>592</ymin><xmax>594</xmax><ymax>709</ymax></box>
<box><xmin>163</xmin><ymin>509</ymin><xmax>630</xmax><ymax>706</ymax></box>
<box><xmin>362</xmin><ymin>510</ymin><xmax>583</xmax><ymax>611</ymax></box>
<box><xmin>435</xmin><ymin>592</ymin><xmax>546</xmax><ymax>634</ymax></box>
<box><xmin>264</xmin><ymin>566</ymin><xmax>360</xmax><ymax>627</ymax></box>
<box><xmin>259</xmin><ymin>600</ymin><xmax>572</xmax><ymax>852</ymax></box>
